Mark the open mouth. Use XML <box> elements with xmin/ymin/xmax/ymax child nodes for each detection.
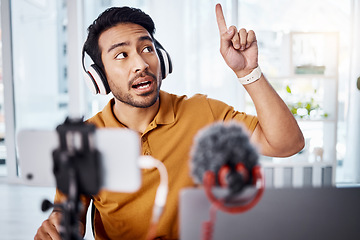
<box><xmin>132</xmin><ymin>80</ymin><xmax>152</xmax><ymax>90</ymax></box>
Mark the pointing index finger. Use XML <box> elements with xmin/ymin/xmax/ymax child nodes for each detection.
<box><xmin>215</xmin><ymin>3</ymin><xmax>228</xmax><ymax>34</ymax></box>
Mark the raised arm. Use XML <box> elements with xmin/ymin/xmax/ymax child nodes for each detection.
<box><xmin>215</xmin><ymin>4</ymin><xmax>304</xmax><ymax>157</ymax></box>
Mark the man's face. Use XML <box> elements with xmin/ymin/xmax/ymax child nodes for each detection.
<box><xmin>99</xmin><ymin>23</ymin><xmax>161</xmax><ymax>108</ymax></box>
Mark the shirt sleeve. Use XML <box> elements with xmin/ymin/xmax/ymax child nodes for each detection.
<box><xmin>206</xmin><ymin>97</ymin><xmax>259</xmax><ymax>134</ymax></box>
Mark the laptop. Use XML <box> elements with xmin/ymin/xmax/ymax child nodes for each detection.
<box><xmin>180</xmin><ymin>187</ymin><xmax>360</xmax><ymax>240</ymax></box>
<box><xmin>17</xmin><ymin>128</ymin><xmax>142</xmax><ymax>193</ymax></box>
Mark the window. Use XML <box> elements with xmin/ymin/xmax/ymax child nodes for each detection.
<box><xmin>11</xmin><ymin>0</ymin><xmax>68</xmax><ymax>131</ymax></box>
<box><xmin>238</xmin><ymin>0</ymin><xmax>353</xmax><ymax>185</ymax></box>
<box><xmin>1</xmin><ymin>0</ymin><xmax>69</xmax><ymax>180</ymax></box>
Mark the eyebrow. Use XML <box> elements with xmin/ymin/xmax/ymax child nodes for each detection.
<box><xmin>107</xmin><ymin>35</ymin><xmax>153</xmax><ymax>53</ymax></box>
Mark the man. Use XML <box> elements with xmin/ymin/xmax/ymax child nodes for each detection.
<box><xmin>35</xmin><ymin>4</ymin><xmax>304</xmax><ymax>240</ymax></box>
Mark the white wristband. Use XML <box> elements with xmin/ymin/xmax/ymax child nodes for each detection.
<box><xmin>238</xmin><ymin>66</ymin><xmax>262</xmax><ymax>85</ymax></box>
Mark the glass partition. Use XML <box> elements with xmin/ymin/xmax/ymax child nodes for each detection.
<box><xmin>11</xmin><ymin>0</ymin><xmax>68</xmax><ymax>131</ymax></box>
<box><xmin>9</xmin><ymin>0</ymin><xmax>68</xmax><ymax>176</ymax></box>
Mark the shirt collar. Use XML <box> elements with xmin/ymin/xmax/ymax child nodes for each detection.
<box><xmin>155</xmin><ymin>90</ymin><xmax>175</xmax><ymax>125</ymax></box>
<box><xmin>102</xmin><ymin>98</ymin><xmax>126</xmax><ymax>128</ymax></box>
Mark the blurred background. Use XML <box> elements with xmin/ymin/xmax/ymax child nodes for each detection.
<box><xmin>1</xmin><ymin>0</ymin><xmax>359</xmax><ymax>186</ymax></box>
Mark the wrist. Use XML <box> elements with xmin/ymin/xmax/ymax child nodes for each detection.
<box><xmin>237</xmin><ymin>65</ymin><xmax>262</xmax><ymax>85</ymax></box>
<box><xmin>235</xmin><ymin>68</ymin><xmax>254</xmax><ymax>78</ymax></box>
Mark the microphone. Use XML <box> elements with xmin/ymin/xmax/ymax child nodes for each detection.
<box><xmin>190</xmin><ymin>121</ymin><xmax>265</xmax><ymax>240</ymax></box>
<box><xmin>190</xmin><ymin>121</ymin><xmax>260</xmax><ymax>197</ymax></box>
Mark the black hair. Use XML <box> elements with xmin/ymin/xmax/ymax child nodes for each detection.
<box><xmin>83</xmin><ymin>7</ymin><xmax>156</xmax><ymax>72</ymax></box>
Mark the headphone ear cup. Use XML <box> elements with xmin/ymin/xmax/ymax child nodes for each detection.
<box><xmin>156</xmin><ymin>48</ymin><xmax>172</xmax><ymax>80</ymax></box>
<box><xmin>86</xmin><ymin>64</ymin><xmax>111</xmax><ymax>95</ymax></box>
<box><xmin>83</xmin><ymin>67</ymin><xmax>100</xmax><ymax>95</ymax></box>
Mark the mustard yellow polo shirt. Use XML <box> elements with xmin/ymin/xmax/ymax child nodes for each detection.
<box><xmin>55</xmin><ymin>90</ymin><xmax>258</xmax><ymax>240</ymax></box>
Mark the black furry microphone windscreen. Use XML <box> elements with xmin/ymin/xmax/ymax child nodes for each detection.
<box><xmin>190</xmin><ymin>121</ymin><xmax>259</xmax><ymax>195</ymax></box>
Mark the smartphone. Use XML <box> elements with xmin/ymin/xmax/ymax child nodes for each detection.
<box><xmin>17</xmin><ymin>128</ymin><xmax>141</xmax><ymax>193</ymax></box>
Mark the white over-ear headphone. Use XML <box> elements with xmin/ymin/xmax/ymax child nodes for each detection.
<box><xmin>82</xmin><ymin>39</ymin><xmax>173</xmax><ymax>95</ymax></box>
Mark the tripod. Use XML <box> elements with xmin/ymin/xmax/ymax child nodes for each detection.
<box><xmin>42</xmin><ymin>117</ymin><xmax>102</xmax><ymax>240</ymax></box>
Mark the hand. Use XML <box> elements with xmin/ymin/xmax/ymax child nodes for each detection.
<box><xmin>34</xmin><ymin>212</ymin><xmax>62</xmax><ymax>240</ymax></box>
<box><xmin>215</xmin><ymin>3</ymin><xmax>258</xmax><ymax>77</ymax></box>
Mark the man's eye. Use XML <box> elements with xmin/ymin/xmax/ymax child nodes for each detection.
<box><xmin>115</xmin><ymin>52</ymin><xmax>127</xmax><ymax>59</ymax></box>
<box><xmin>143</xmin><ymin>46</ymin><xmax>153</xmax><ymax>53</ymax></box>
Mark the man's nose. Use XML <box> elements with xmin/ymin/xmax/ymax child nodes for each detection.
<box><xmin>132</xmin><ymin>54</ymin><xmax>149</xmax><ymax>73</ymax></box>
